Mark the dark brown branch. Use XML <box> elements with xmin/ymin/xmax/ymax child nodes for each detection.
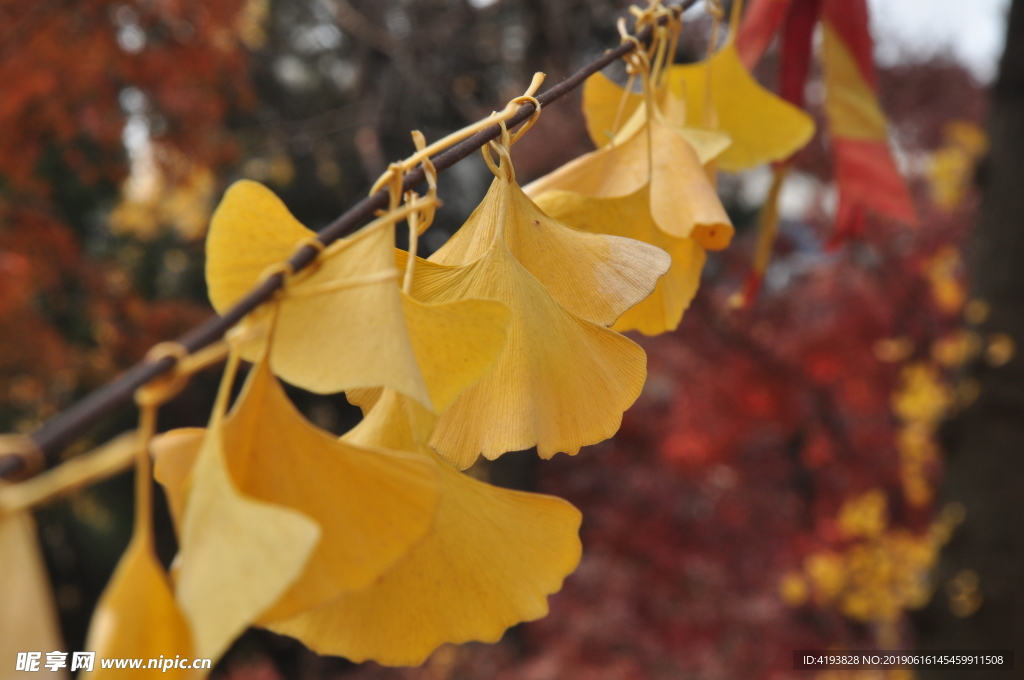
<box><xmin>0</xmin><ymin>0</ymin><xmax>700</xmax><ymax>481</ymax></box>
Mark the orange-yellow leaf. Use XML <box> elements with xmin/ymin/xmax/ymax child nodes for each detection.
<box><xmin>85</xmin><ymin>534</ymin><xmax>195</xmax><ymax>679</ymax></box>
<box><xmin>162</xmin><ymin>356</ymin><xmax>443</xmax><ymax>650</ymax></box>
<box><xmin>524</xmin><ymin>113</ymin><xmax>733</xmax><ymax>250</ymax></box>
<box><xmin>205</xmin><ymin>180</ymin><xmax>430</xmax><ymax>405</ymax></box>
<box><xmin>534</xmin><ymin>188</ymin><xmax>706</xmax><ymax>335</ymax></box>
<box><xmin>266</xmin><ymin>389</ymin><xmax>582</xmax><ymax>667</ymax></box>
<box><xmin>430</xmin><ymin>176</ymin><xmax>670</xmax><ymax>326</ymax></box>
<box><xmin>667</xmin><ymin>42</ymin><xmax>815</xmax><ymax>171</ymax></box>
<box><xmin>346</xmin><ymin>291</ymin><xmax>512</xmax><ymax>424</ymax></box>
<box><xmin>151</xmin><ymin>428</ymin><xmax>205</xmax><ymax>533</ymax></box>
<box><xmin>397</xmin><ymin>247</ymin><xmax>648</xmax><ymax>468</ymax></box>
<box><xmin>174</xmin><ymin>407</ymin><xmax>320</xmax><ymax>661</ymax></box>
<box><xmin>582</xmin><ymin>71</ymin><xmax>641</xmax><ymax>149</ymax></box>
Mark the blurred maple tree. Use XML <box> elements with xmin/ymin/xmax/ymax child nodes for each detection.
<box><xmin>0</xmin><ymin>0</ymin><xmax>254</xmax><ymax>434</ymax></box>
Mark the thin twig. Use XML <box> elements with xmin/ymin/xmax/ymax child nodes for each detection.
<box><xmin>321</xmin><ymin>0</ymin><xmax>396</xmax><ymax>56</ymax></box>
<box><xmin>0</xmin><ymin>0</ymin><xmax>702</xmax><ymax>480</ymax></box>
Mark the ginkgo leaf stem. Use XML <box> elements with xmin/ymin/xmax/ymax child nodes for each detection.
<box><xmin>0</xmin><ymin>0</ymin><xmax>701</xmax><ymax>481</ymax></box>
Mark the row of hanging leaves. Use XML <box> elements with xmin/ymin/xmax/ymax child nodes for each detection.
<box><xmin>0</xmin><ymin>0</ymin><xmax>915</xmax><ymax>674</ymax></box>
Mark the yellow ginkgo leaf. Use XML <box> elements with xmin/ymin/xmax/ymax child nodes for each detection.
<box><xmin>84</xmin><ymin>533</ymin><xmax>195</xmax><ymax>679</ymax></box>
<box><xmin>205</xmin><ymin>180</ymin><xmax>430</xmax><ymax>406</ymax></box>
<box><xmin>346</xmin><ymin>291</ymin><xmax>512</xmax><ymax>431</ymax></box>
<box><xmin>352</xmin><ymin>145</ymin><xmax>655</xmax><ymax>466</ymax></box>
<box><xmin>165</xmin><ymin>356</ymin><xmax>443</xmax><ymax>639</ymax></box>
<box><xmin>267</xmin><ymin>454</ymin><xmax>582</xmax><ymax>667</ymax></box>
<box><xmin>668</xmin><ymin>42</ymin><xmax>815</xmax><ymax>172</ymax></box>
<box><xmin>151</xmin><ymin>427</ymin><xmax>205</xmax><ymax>533</ymax></box>
<box><xmin>265</xmin><ymin>389</ymin><xmax>582</xmax><ymax>667</ymax></box>
<box><xmin>345</xmin><ymin>284</ymin><xmax>514</xmax><ymax>451</ymax></box>
<box><xmin>0</xmin><ymin>512</ymin><xmax>67</xmax><ymax>675</ymax></box>
<box><xmin>394</xmin><ymin>293</ymin><xmax>511</xmax><ymax>414</ymax></box>
<box><xmin>429</xmin><ymin>176</ymin><xmax>670</xmax><ymax>327</ymax></box>
<box><xmin>534</xmin><ymin>188</ymin><xmax>706</xmax><ymax>336</ymax></box>
<box><xmin>81</xmin><ymin>425</ymin><xmax>196</xmax><ymax>678</ymax></box>
<box><xmin>524</xmin><ymin>107</ymin><xmax>733</xmax><ymax>251</ymax></box>
<box><xmin>396</xmin><ymin>245</ymin><xmax>648</xmax><ymax>468</ymax></box>
<box><xmin>578</xmin><ymin>29</ymin><xmax>813</xmax><ymax>174</ymax></box>
<box><xmin>659</xmin><ymin>80</ymin><xmax>735</xmax><ymax>163</ymax></box>
<box><xmin>205</xmin><ymin>180</ymin><xmax>312</xmax><ymax>312</ymax></box>
<box><xmin>174</xmin><ymin>409</ymin><xmax>321</xmax><ymax>662</ymax></box>
<box><xmin>603</xmin><ymin>78</ymin><xmax>732</xmax><ymax>166</ymax></box>
<box><xmin>344</xmin><ymin>388</ymin><xmax>436</xmax><ymax>456</ymax></box>
<box><xmin>583</xmin><ymin>71</ymin><xmax>735</xmax><ymax>162</ymax></box>
<box><xmin>223</xmin><ymin>357</ymin><xmax>441</xmax><ymax>621</ymax></box>
<box><xmin>583</xmin><ymin>70</ymin><xmax>642</xmax><ymax>149</ymax></box>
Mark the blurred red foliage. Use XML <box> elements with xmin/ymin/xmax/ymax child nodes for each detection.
<box><xmin>0</xmin><ymin>0</ymin><xmax>251</xmax><ymax>430</ymax></box>
<box><xmin>0</xmin><ymin>0</ymin><xmax>250</xmax><ymax>193</ymax></box>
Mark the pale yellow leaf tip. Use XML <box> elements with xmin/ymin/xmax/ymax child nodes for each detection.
<box><xmin>0</xmin><ymin>513</ymin><xmax>67</xmax><ymax>674</ymax></box>
<box><xmin>206</xmin><ymin>180</ymin><xmax>313</xmax><ymax>313</ymax></box>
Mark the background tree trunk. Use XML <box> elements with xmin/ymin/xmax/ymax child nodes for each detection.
<box><xmin>916</xmin><ymin>0</ymin><xmax>1024</xmax><ymax>675</ymax></box>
